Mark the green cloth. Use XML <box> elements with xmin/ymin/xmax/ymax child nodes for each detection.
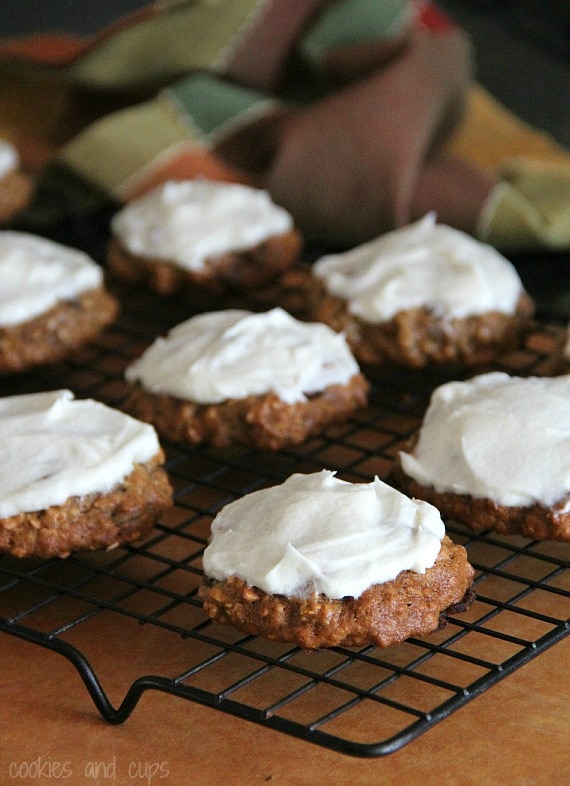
<box><xmin>301</xmin><ymin>0</ymin><xmax>412</xmax><ymax>61</ymax></box>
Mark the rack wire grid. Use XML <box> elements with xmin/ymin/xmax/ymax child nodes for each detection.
<box><xmin>0</xmin><ymin>236</ymin><xmax>569</xmax><ymax>758</ymax></box>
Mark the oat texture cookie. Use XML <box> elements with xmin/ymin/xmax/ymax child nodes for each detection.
<box><xmin>309</xmin><ymin>213</ymin><xmax>534</xmax><ymax>368</ymax></box>
<box><xmin>0</xmin><ymin>231</ymin><xmax>118</xmax><ymax>373</ymax></box>
<box><xmin>394</xmin><ymin>372</ymin><xmax>570</xmax><ymax>541</ymax></box>
<box><xmin>122</xmin><ymin>307</ymin><xmax>369</xmax><ymax>450</ymax></box>
<box><xmin>0</xmin><ymin>390</ymin><xmax>172</xmax><ymax>558</ymax></box>
<box><xmin>108</xmin><ymin>179</ymin><xmax>302</xmax><ymax>295</ymax></box>
<box><xmin>199</xmin><ymin>470</ymin><xmax>475</xmax><ymax>649</ymax></box>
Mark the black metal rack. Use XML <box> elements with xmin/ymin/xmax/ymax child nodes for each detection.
<box><xmin>0</xmin><ymin>257</ymin><xmax>568</xmax><ymax>758</ymax></box>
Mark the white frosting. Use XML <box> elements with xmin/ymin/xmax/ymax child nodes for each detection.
<box><xmin>0</xmin><ymin>231</ymin><xmax>104</xmax><ymax>327</ymax></box>
<box><xmin>202</xmin><ymin>470</ymin><xmax>445</xmax><ymax>600</ymax></box>
<box><xmin>0</xmin><ymin>140</ymin><xmax>18</xmax><ymax>179</ymax></box>
<box><xmin>0</xmin><ymin>390</ymin><xmax>161</xmax><ymax>519</ymax></box>
<box><xmin>399</xmin><ymin>372</ymin><xmax>570</xmax><ymax>508</ymax></box>
<box><xmin>110</xmin><ymin>179</ymin><xmax>294</xmax><ymax>271</ymax></box>
<box><xmin>313</xmin><ymin>213</ymin><xmax>524</xmax><ymax>322</ymax></box>
<box><xmin>125</xmin><ymin>307</ymin><xmax>360</xmax><ymax>404</ymax></box>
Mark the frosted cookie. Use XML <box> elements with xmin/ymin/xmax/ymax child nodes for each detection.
<box><xmin>393</xmin><ymin>372</ymin><xmax>570</xmax><ymax>542</ymax></box>
<box><xmin>108</xmin><ymin>180</ymin><xmax>302</xmax><ymax>295</ymax></box>
<box><xmin>309</xmin><ymin>213</ymin><xmax>534</xmax><ymax>368</ymax></box>
<box><xmin>0</xmin><ymin>231</ymin><xmax>118</xmax><ymax>373</ymax></box>
<box><xmin>199</xmin><ymin>470</ymin><xmax>475</xmax><ymax>649</ymax></box>
<box><xmin>549</xmin><ymin>322</ymin><xmax>570</xmax><ymax>374</ymax></box>
<box><xmin>0</xmin><ymin>390</ymin><xmax>172</xmax><ymax>559</ymax></box>
<box><xmin>0</xmin><ymin>140</ymin><xmax>33</xmax><ymax>224</ymax></box>
<box><xmin>122</xmin><ymin>307</ymin><xmax>369</xmax><ymax>450</ymax></box>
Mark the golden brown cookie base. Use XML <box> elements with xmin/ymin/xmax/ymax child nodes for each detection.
<box><xmin>0</xmin><ymin>287</ymin><xmax>119</xmax><ymax>373</ymax></box>
<box><xmin>0</xmin><ymin>453</ymin><xmax>173</xmax><ymax>559</ymax></box>
<box><xmin>199</xmin><ymin>536</ymin><xmax>475</xmax><ymax>649</ymax></box>
<box><xmin>308</xmin><ymin>281</ymin><xmax>535</xmax><ymax>368</ymax></box>
<box><xmin>121</xmin><ymin>374</ymin><xmax>369</xmax><ymax>450</ymax></box>
<box><xmin>107</xmin><ymin>228</ymin><xmax>303</xmax><ymax>296</ymax></box>
<box><xmin>0</xmin><ymin>169</ymin><xmax>33</xmax><ymax>224</ymax></box>
<box><xmin>392</xmin><ymin>456</ymin><xmax>570</xmax><ymax>542</ymax></box>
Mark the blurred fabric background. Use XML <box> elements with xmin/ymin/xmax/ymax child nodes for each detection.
<box><xmin>2</xmin><ymin>0</ymin><xmax>569</xmax><ymax>148</ymax></box>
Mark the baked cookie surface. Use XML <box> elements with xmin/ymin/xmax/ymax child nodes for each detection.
<box><xmin>199</xmin><ymin>471</ymin><xmax>475</xmax><ymax>648</ymax></box>
<box><xmin>0</xmin><ymin>390</ymin><xmax>172</xmax><ymax>558</ymax></box>
<box><xmin>0</xmin><ymin>231</ymin><xmax>118</xmax><ymax>373</ymax></box>
<box><xmin>122</xmin><ymin>308</ymin><xmax>369</xmax><ymax>449</ymax></box>
<box><xmin>309</xmin><ymin>213</ymin><xmax>534</xmax><ymax>368</ymax></box>
<box><xmin>394</xmin><ymin>372</ymin><xmax>570</xmax><ymax>541</ymax></box>
<box><xmin>108</xmin><ymin>179</ymin><xmax>302</xmax><ymax>295</ymax></box>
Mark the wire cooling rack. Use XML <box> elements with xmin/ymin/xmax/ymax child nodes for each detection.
<box><xmin>0</xmin><ymin>247</ymin><xmax>569</xmax><ymax>757</ymax></box>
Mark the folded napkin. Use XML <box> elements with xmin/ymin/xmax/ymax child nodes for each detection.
<box><xmin>0</xmin><ymin>0</ymin><xmax>569</xmax><ymax>251</ymax></box>
<box><xmin>446</xmin><ymin>86</ymin><xmax>570</xmax><ymax>252</ymax></box>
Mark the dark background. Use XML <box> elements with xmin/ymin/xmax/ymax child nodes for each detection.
<box><xmin>437</xmin><ymin>0</ymin><xmax>570</xmax><ymax>149</ymax></box>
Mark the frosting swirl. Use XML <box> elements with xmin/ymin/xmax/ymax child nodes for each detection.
<box><xmin>125</xmin><ymin>307</ymin><xmax>360</xmax><ymax>404</ymax></box>
<box><xmin>111</xmin><ymin>179</ymin><xmax>294</xmax><ymax>271</ymax></box>
<box><xmin>0</xmin><ymin>139</ymin><xmax>18</xmax><ymax>179</ymax></box>
<box><xmin>203</xmin><ymin>470</ymin><xmax>445</xmax><ymax>599</ymax></box>
<box><xmin>0</xmin><ymin>231</ymin><xmax>103</xmax><ymax>327</ymax></box>
<box><xmin>399</xmin><ymin>372</ymin><xmax>570</xmax><ymax>507</ymax></box>
<box><xmin>313</xmin><ymin>213</ymin><xmax>524</xmax><ymax>322</ymax></box>
<box><xmin>0</xmin><ymin>390</ymin><xmax>161</xmax><ymax>518</ymax></box>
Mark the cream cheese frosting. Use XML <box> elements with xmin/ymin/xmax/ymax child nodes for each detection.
<box><xmin>313</xmin><ymin>213</ymin><xmax>524</xmax><ymax>322</ymax></box>
<box><xmin>0</xmin><ymin>390</ymin><xmax>161</xmax><ymax>519</ymax></box>
<box><xmin>0</xmin><ymin>140</ymin><xmax>18</xmax><ymax>179</ymax></box>
<box><xmin>110</xmin><ymin>179</ymin><xmax>294</xmax><ymax>271</ymax></box>
<box><xmin>399</xmin><ymin>372</ymin><xmax>570</xmax><ymax>508</ymax></box>
<box><xmin>125</xmin><ymin>307</ymin><xmax>360</xmax><ymax>404</ymax></box>
<box><xmin>0</xmin><ymin>231</ymin><xmax>104</xmax><ymax>327</ymax></box>
<box><xmin>202</xmin><ymin>470</ymin><xmax>446</xmax><ymax>600</ymax></box>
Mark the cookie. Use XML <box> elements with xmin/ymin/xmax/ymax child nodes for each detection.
<box><xmin>108</xmin><ymin>179</ymin><xmax>302</xmax><ymax>295</ymax></box>
<box><xmin>0</xmin><ymin>231</ymin><xmax>118</xmax><ymax>373</ymax></box>
<box><xmin>122</xmin><ymin>307</ymin><xmax>369</xmax><ymax>449</ymax></box>
<box><xmin>0</xmin><ymin>390</ymin><xmax>172</xmax><ymax>558</ymax></box>
<box><xmin>393</xmin><ymin>372</ymin><xmax>570</xmax><ymax>541</ymax></box>
<box><xmin>309</xmin><ymin>213</ymin><xmax>534</xmax><ymax>368</ymax></box>
<box><xmin>199</xmin><ymin>470</ymin><xmax>475</xmax><ymax>649</ymax></box>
